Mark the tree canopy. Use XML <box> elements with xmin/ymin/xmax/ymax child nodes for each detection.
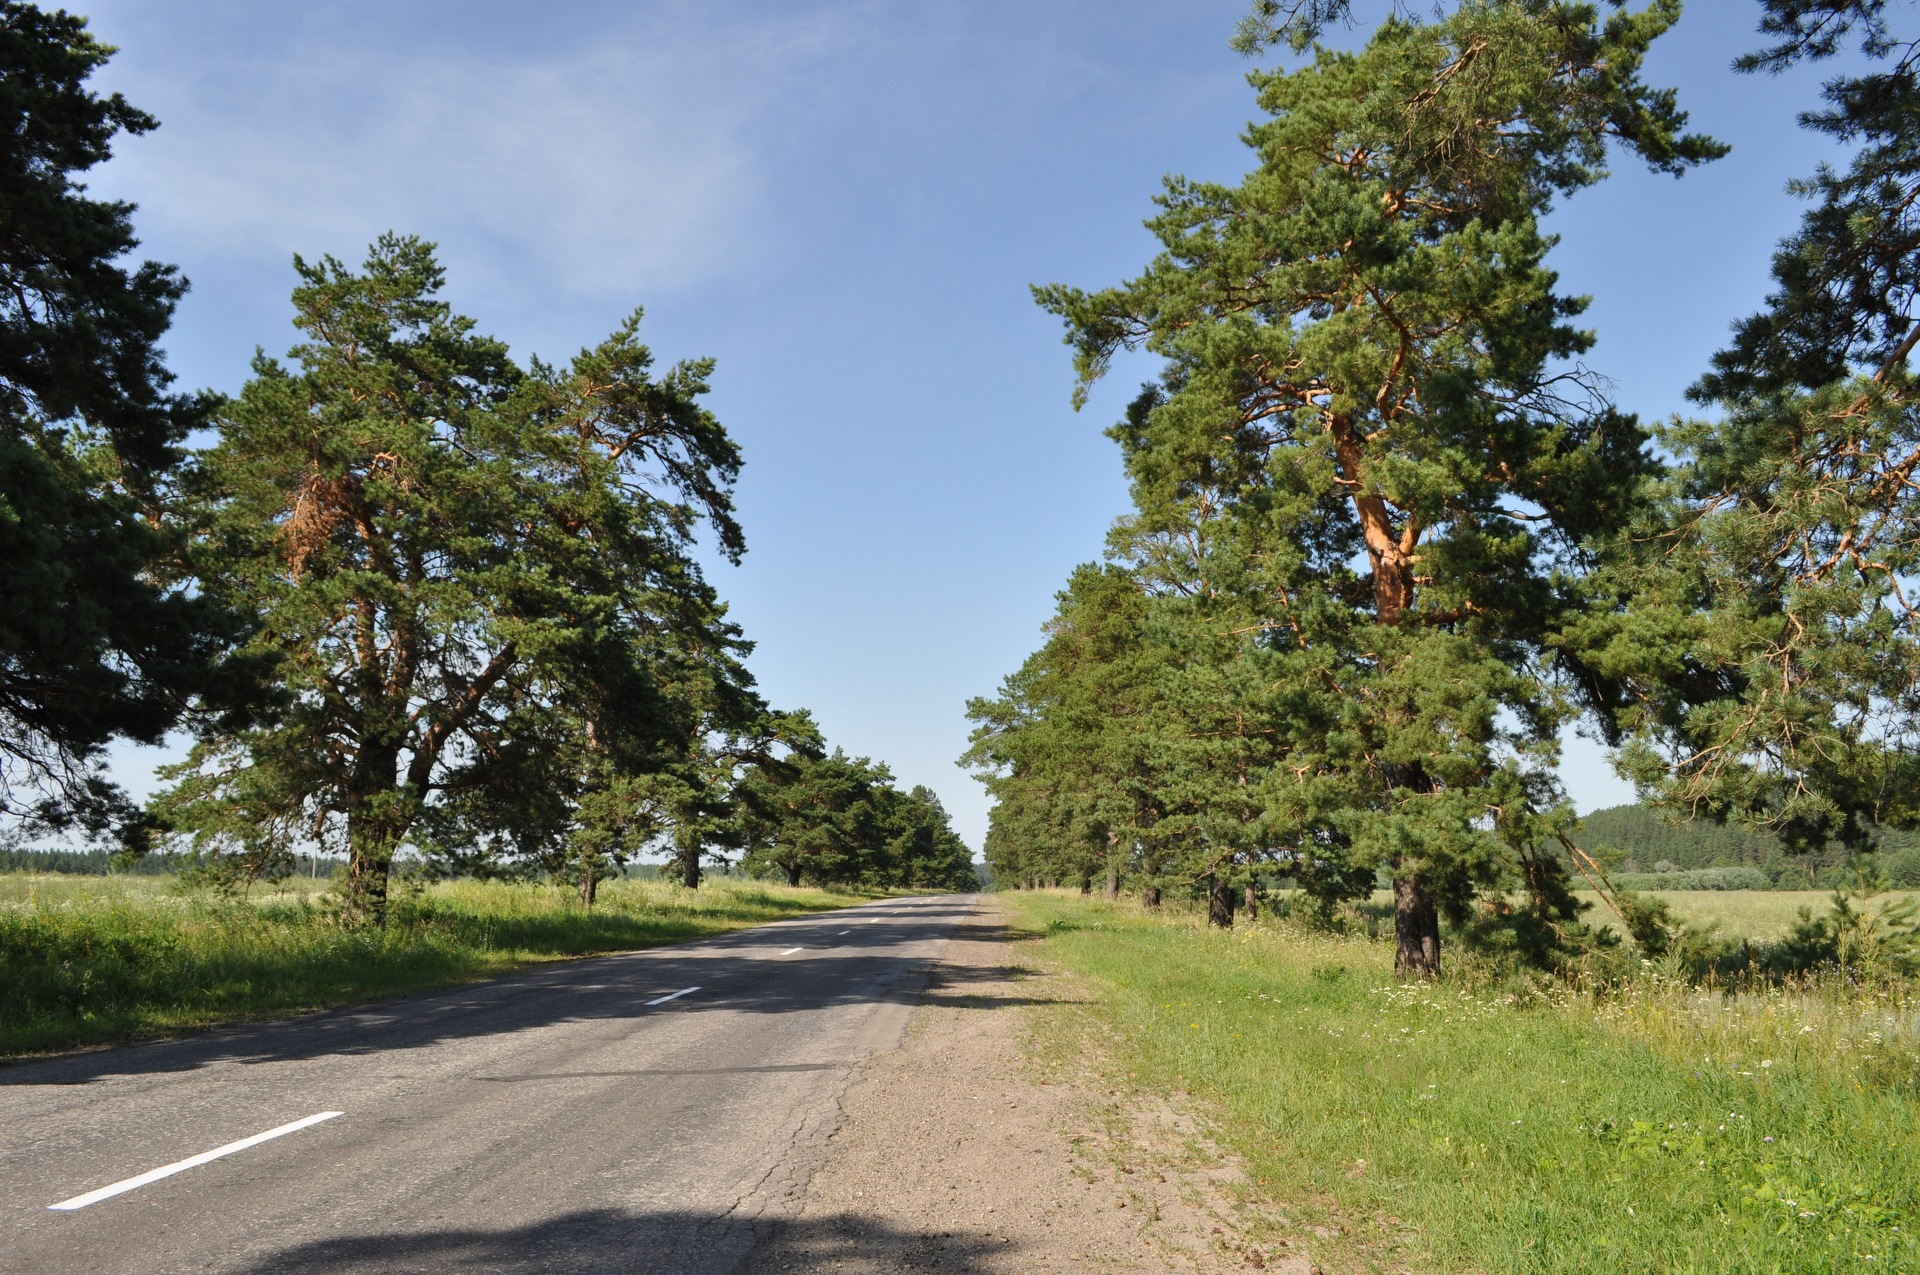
<box><xmin>1598</xmin><ymin>0</ymin><xmax>1920</xmax><ymax>855</ymax></box>
<box><xmin>987</xmin><ymin>0</ymin><xmax>1718</xmax><ymax>976</ymax></box>
<box><xmin>0</xmin><ymin>3</ymin><xmax>250</xmax><ymax>844</ymax></box>
<box><xmin>147</xmin><ymin>235</ymin><xmax>974</xmax><ymax>912</ymax></box>
<box><xmin>738</xmin><ymin>750</ymin><xmax>976</xmax><ymax>890</ymax></box>
<box><xmin>154</xmin><ymin>237</ymin><xmax>781</xmax><ymax>918</ymax></box>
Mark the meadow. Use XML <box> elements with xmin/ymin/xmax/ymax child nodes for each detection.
<box><xmin>1585</xmin><ymin>889</ymin><xmax>1920</xmax><ymax>942</ymax></box>
<box><xmin>1005</xmin><ymin>890</ymin><xmax>1920</xmax><ymax>1274</ymax></box>
<box><xmin>0</xmin><ymin>872</ymin><xmax>869</xmax><ymax>1057</ymax></box>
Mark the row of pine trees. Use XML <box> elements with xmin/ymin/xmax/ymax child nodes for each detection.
<box><xmin>0</xmin><ymin>4</ymin><xmax>975</xmax><ymax>918</ymax></box>
<box><xmin>966</xmin><ymin>0</ymin><xmax>1920</xmax><ymax>977</ymax></box>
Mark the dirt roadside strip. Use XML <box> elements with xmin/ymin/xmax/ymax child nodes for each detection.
<box><xmin>750</xmin><ymin>898</ymin><xmax>1316</xmax><ymax>1274</ymax></box>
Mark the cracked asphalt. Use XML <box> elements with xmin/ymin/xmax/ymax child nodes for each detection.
<box><xmin>0</xmin><ymin>894</ymin><xmax>970</xmax><ymax>1273</ymax></box>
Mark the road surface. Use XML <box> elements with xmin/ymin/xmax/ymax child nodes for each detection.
<box><xmin>0</xmin><ymin>894</ymin><xmax>975</xmax><ymax>1273</ymax></box>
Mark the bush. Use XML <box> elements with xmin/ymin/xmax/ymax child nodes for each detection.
<box><xmin>1610</xmin><ymin>866</ymin><xmax>1773</xmax><ymax>891</ymax></box>
<box><xmin>1885</xmin><ymin>848</ymin><xmax>1920</xmax><ymax>889</ymax></box>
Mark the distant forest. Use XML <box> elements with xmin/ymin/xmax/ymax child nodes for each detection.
<box><xmin>1577</xmin><ymin>806</ymin><xmax>1920</xmax><ymax>890</ymax></box>
<box><xmin>0</xmin><ymin>847</ymin><xmax>174</xmax><ymax>876</ymax></box>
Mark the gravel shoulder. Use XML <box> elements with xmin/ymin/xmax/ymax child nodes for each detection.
<box><xmin>751</xmin><ymin>898</ymin><xmax>1314</xmax><ymax>1274</ymax></box>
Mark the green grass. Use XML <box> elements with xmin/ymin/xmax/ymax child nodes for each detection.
<box><xmin>1005</xmin><ymin>891</ymin><xmax>1920</xmax><ymax>1274</ymax></box>
<box><xmin>1586</xmin><ymin>889</ymin><xmax>1920</xmax><ymax>942</ymax></box>
<box><xmin>0</xmin><ymin>873</ymin><xmax>872</xmax><ymax>1057</ymax></box>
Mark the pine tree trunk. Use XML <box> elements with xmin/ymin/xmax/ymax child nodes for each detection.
<box><xmin>1394</xmin><ymin>872</ymin><xmax>1441</xmax><ymax>979</ymax></box>
<box><xmin>1104</xmin><ymin>865</ymin><xmax>1119</xmax><ymax>901</ymax></box>
<box><xmin>672</xmin><ymin>824</ymin><xmax>702</xmax><ymax>889</ymax></box>
<box><xmin>1079</xmin><ymin>872</ymin><xmax>1092</xmax><ymax>894</ymax></box>
<box><xmin>1142</xmin><ymin>884</ymin><xmax>1161</xmax><ymax>911</ymax></box>
<box><xmin>1351</xmin><ymin>425</ymin><xmax>1442</xmax><ymax>975</ymax></box>
<box><xmin>342</xmin><ymin>849</ymin><xmax>391</xmax><ymax>927</ymax></box>
<box><xmin>1207</xmin><ymin>873</ymin><xmax>1233</xmax><ymax>928</ymax></box>
<box><xmin>578</xmin><ymin>864</ymin><xmax>597</xmax><ymax>910</ymax></box>
<box><xmin>342</xmin><ymin>791</ymin><xmax>403</xmax><ymax>927</ymax></box>
<box><xmin>1243</xmin><ymin>882</ymin><xmax>1257</xmax><ymax>920</ymax></box>
<box><xmin>785</xmin><ymin>861</ymin><xmax>803</xmax><ymax>887</ymax></box>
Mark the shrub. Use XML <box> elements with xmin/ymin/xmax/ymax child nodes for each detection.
<box><xmin>1610</xmin><ymin>866</ymin><xmax>1773</xmax><ymax>891</ymax></box>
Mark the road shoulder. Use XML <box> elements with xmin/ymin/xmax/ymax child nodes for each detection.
<box><xmin>753</xmin><ymin>898</ymin><xmax>1310</xmax><ymax>1273</ymax></box>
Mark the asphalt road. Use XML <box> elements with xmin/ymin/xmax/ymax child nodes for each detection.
<box><xmin>0</xmin><ymin>894</ymin><xmax>977</xmax><ymax>1274</ymax></box>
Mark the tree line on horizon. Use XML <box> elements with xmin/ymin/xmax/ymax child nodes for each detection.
<box><xmin>965</xmin><ymin>0</ymin><xmax>1920</xmax><ymax>977</ymax></box>
<box><xmin>0</xmin><ymin>3</ymin><xmax>975</xmax><ymax>917</ymax></box>
<box><xmin>1578</xmin><ymin>803</ymin><xmax>1920</xmax><ymax>890</ymax></box>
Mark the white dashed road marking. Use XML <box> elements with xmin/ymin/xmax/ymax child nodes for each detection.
<box><xmin>645</xmin><ymin>987</ymin><xmax>700</xmax><ymax>1006</ymax></box>
<box><xmin>48</xmin><ymin>1112</ymin><xmax>343</xmax><ymax>1211</ymax></box>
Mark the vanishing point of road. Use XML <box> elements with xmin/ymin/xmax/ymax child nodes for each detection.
<box><xmin>0</xmin><ymin>895</ymin><xmax>973</xmax><ymax>1273</ymax></box>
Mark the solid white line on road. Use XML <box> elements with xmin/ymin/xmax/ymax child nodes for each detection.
<box><xmin>780</xmin><ymin>946</ymin><xmax>804</xmax><ymax>955</ymax></box>
<box><xmin>48</xmin><ymin>1111</ymin><xmax>343</xmax><ymax>1211</ymax></box>
<box><xmin>644</xmin><ymin>986</ymin><xmax>700</xmax><ymax>1006</ymax></box>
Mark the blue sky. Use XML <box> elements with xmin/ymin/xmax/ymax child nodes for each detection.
<box><xmin>83</xmin><ymin>0</ymin><xmax>1851</xmax><ymax>849</ymax></box>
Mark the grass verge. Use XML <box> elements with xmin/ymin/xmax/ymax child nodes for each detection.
<box><xmin>1</xmin><ymin>873</ymin><xmax>871</xmax><ymax>1057</ymax></box>
<box><xmin>1002</xmin><ymin>890</ymin><xmax>1920</xmax><ymax>1274</ymax></box>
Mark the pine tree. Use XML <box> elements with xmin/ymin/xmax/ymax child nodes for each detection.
<box><xmin>0</xmin><ymin>4</ymin><xmax>248</xmax><ymax>841</ymax></box>
<box><xmin>1603</xmin><ymin>1</ymin><xmax>1920</xmax><ymax>854</ymax></box>
<box><xmin>157</xmin><ymin>237</ymin><xmax>758</xmax><ymax>921</ymax></box>
<box><xmin>965</xmin><ymin>565</ymin><xmax>1181</xmax><ymax>902</ymax></box>
<box><xmin>1032</xmin><ymin>0</ymin><xmax>1719</xmax><ymax>975</ymax></box>
<box><xmin>738</xmin><ymin>752</ymin><xmax>975</xmax><ymax>888</ymax></box>
<box><xmin>737</xmin><ymin>749</ymin><xmax>883</xmax><ymax>887</ymax></box>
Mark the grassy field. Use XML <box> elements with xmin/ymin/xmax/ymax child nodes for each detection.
<box><xmin>1335</xmin><ymin>888</ymin><xmax>1919</xmax><ymax>943</ymax></box>
<box><xmin>1582</xmin><ymin>889</ymin><xmax>1920</xmax><ymax>942</ymax></box>
<box><xmin>0</xmin><ymin>873</ymin><xmax>871</xmax><ymax>1057</ymax></box>
<box><xmin>1005</xmin><ymin>890</ymin><xmax>1920</xmax><ymax>1274</ymax></box>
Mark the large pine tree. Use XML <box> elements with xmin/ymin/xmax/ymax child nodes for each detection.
<box><xmin>1602</xmin><ymin>1</ymin><xmax>1920</xmax><ymax>854</ymax></box>
<box><xmin>158</xmin><ymin>237</ymin><xmax>763</xmax><ymax>920</ymax></box>
<box><xmin>0</xmin><ymin>4</ymin><xmax>246</xmax><ymax>840</ymax></box>
<box><xmin>1028</xmin><ymin>0</ymin><xmax>1719</xmax><ymax>975</ymax></box>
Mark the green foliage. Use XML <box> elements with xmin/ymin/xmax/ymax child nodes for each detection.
<box><xmin>985</xmin><ymin>0</ymin><xmax>1717</xmax><ymax>975</ymax></box>
<box><xmin>156</xmin><ymin>237</ymin><xmax>767</xmax><ymax>920</ymax></box>
<box><xmin>885</xmin><ymin>784</ymin><xmax>981</xmax><ymax>890</ymax></box>
<box><xmin>1579</xmin><ymin>803</ymin><xmax>1920</xmax><ymax>889</ymax></box>
<box><xmin>0</xmin><ymin>845</ymin><xmax>173</xmax><ymax>875</ymax></box>
<box><xmin>965</xmin><ymin>564</ymin><xmax>1191</xmax><ymax>900</ymax></box>
<box><xmin>737</xmin><ymin>751</ymin><xmax>975</xmax><ymax>889</ymax></box>
<box><xmin>1772</xmin><ymin>864</ymin><xmax>1920</xmax><ymax>978</ymax></box>
<box><xmin>0</xmin><ymin>3</ymin><xmax>252</xmax><ymax>843</ymax></box>
<box><xmin>1616</xmin><ymin>888</ymin><xmax>1683</xmax><ymax>956</ymax></box>
<box><xmin>1609</xmin><ymin>866</ymin><xmax>1775</xmax><ymax>891</ymax></box>
<box><xmin>1597</xmin><ymin>2</ymin><xmax>1920</xmax><ymax>853</ymax></box>
<box><xmin>1581</xmin><ymin>803</ymin><xmax>1784</xmax><ymax>869</ymax></box>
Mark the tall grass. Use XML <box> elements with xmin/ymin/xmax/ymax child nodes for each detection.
<box><xmin>0</xmin><ymin>873</ymin><xmax>868</xmax><ymax>1057</ymax></box>
<box><xmin>1007</xmin><ymin>891</ymin><xmax>1920</xmax><ymax>1274</ymax></box>
<box><xmin>1581</xmin><ymin>889</ymin><xmax>1920</xmax><ymax>943</ymax></box>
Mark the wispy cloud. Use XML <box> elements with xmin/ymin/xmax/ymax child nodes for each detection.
<box><xmin>85</xmin><ymin>3</ymin><xmax>884</xmax><ymax>305</ymax></box>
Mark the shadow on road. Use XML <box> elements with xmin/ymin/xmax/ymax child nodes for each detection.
<box><xmin>228</xmin><ymin>1206</ymin><xmax>1016</xmax><ymax>1273</ymax></box>
<box><xmin>0</xmin><ymin>904</ymin><xmax>1064</xmax><ymax>1086</ymax></box>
